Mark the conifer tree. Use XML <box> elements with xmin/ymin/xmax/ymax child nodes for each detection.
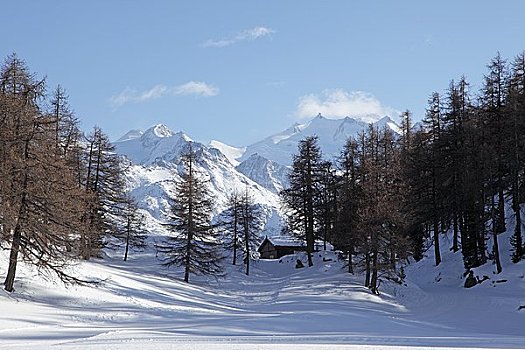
<box><xmin>280</xmin><ymin>136</ymin><xmax>324</xmax><ymax>267</ymax></box>
<box><xmin>441</xmin><ymin>78</ymin><xmax>470</xmax><ymax>253</ymax></box>
<box><xmin>119</xmin><ymin>196</ymin><xmax>147</xmax><ymax>261</ymax></box>
<box><xmin>80</xmin><ymin>126</ymin><xmax>126</xmax><ymax>259</ymax></box>
<box><xmin>239</xmin><ymin>187</ymin><xmax>262</xmax><ymax>275</ymax></box>
<box><xmin>421</xmin><ymin>92</ymin><xmax>445</xmax><ymax>266</ymax></box>
<box><xmin>157</xmin><ymin>143</ymin><xmax>223</xmax><ymax>282</ymax></box>
<box><xmin>507</xmin><ymin>51</ymin><xmax>525</xmax><ymax>262</ymax></box>
<box><xmin>334</xmin><ymin>137</ymin><xmax>360</xmax><ymax>273</ymax></box>
<box><xmin>221</xmin><ymin>191</ymin><xmax>243</xmax><ymax>266</ymax></box>
<box><xmin>481</xmin><ymin>53</ymin><xmax>509</xmax><ymax>236</ymax></box>
<box><xmin>318</xmin><ymin>161</ymin><xmax>337</xmax><ymax>251</ymax></box>
<box><xmin>356</xmin><ymin>126</ymin><xmax>408</xmax><ymax>293</ymax></box>
<box><xmin>0</xmin><ymin>54</ymin><xmax>87</xmax><ymax>291</ymax></box>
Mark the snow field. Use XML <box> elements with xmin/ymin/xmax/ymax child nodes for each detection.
<box><xmin>1</xmin><ymin>246</ymin><xmax>524</xmax><ymax>349</ymax></box>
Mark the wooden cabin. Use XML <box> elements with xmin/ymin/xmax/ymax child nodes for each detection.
<box><xmin>258</xmin><ymin>237</ymin><xmax>305</xmax><ymax>259</ymax></box>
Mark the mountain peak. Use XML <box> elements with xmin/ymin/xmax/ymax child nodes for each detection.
<box><xmin>144</xmin><ymin>124</ymin><xmax>174</xmax><ymax>138</ymax></box>
<box><xmin>116</xmin><ymin>129</ymin><xmax>144</xmax><ymax>142</ymax></box>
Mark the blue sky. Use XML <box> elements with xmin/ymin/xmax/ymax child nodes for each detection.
<box><xmin>2</xmin><ymin>1</ymin><xmax>525</xmax><ymax>146</ymax></box>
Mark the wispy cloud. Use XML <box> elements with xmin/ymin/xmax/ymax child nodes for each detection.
<box><xmin>109</xmin><ymin>81</ymin><xmax>219</xmax><ymax>107</ymax></box>
<box><xmin>173</xmin><ymin>81</ymin><xmax>219</xmax><ymax>96</ymax></box>
<box><xmin>202</xmin><ymin>26</ymin><xmax>275</xmax><ymax>48</ymax></box>
<box><xmin>295</xmin><ymin>89</ymin><xmax>398</xmax><ymax>123</ymax></box>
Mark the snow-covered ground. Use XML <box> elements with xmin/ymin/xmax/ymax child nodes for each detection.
<box><xmin>1</xmin><ymin>237</ymin><xmax>524</xmax><ymax>350</ymax></box>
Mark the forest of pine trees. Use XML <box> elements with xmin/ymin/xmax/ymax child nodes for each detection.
<box><xmin>281</xmin><ymin>51</ymin><xmax>525</xmax><ymax>293</ymax></box>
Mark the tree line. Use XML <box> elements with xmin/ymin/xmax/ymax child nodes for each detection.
<box><xmin>0</xmin><ymin>54</ymin><xmax>146</xmax><ymax>292</ymax></box>
<box><xmin>281</xmin><ymin>51</ymin><xmax>525</xmax><ymax>293</ymax></box>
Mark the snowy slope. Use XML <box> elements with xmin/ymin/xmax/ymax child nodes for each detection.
<box><xmin>1</xmin><ymin>243</ymin><xmax>524</xmax><ymax>349</ymax></box>
<box><xmin>114</xmin><ymin>124</ymin><xmax>282</xmax><ymax>238</ymax></box>
<box><xmin>236</xmin><ymin>153</ymin><xmax>289</xmax><ymax>193</ymax></box>
<box><xmin>208</xmin><ymin>140</ymin><xmax>246</xmax><ymax>166</ymax></box>
<box><xmin>240</xmin><ymin>114</ymin><xmax>399</xmax><ymax>166</ymax></box>
<box><xmin>2</xmin><ymin>118</ymin><xmax>524</xmax><ymax>349</ymax></box>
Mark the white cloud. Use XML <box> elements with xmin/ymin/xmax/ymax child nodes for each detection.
<box><xmin>108</xmin><ymin>87</ymin><xmax>136</xmax><ymax>107</ymax></box>
<box><xmin>202</xmin><ymin>26</ymin><xmax>275</xmax><ymax>48</ymax></box>
<box><xmin>295</xmin><ymin>89</ymin><xmax>398</xmax><ymax>123</ymax></box>
<box><xmin>109</xmin><ymin>82</ymin><xmax>219</xmax><ymax>107</ymax></box>
<box><xmin>137</xmin><ymin>84</ymin><xmax>169</xmax><ymax>102</ymax></box>
<box><xmin>174</xmin><ymin>81</ymin><xmax>219</xmax><ymax>97</ymax></box>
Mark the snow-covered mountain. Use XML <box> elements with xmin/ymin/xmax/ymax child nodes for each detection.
<box><xmin>239</xmin><ymin>114</ymin><xmax>400</xmax><ymax>166</ymax></box>
<box><xmin>235</xmin><ymin>153</ymin><xmax>289</xmax><ymax>194</ymax></box>
<box><xmin>226</xmin><ymin>114</ymin><xmax>399</xmax><ymax>192</ymax></box>
<box><xmin>114</xmin><ymin>124</ymin><xmax>282</xmax><ymax>238</ymax></box>
<box><xmin>114</xmin><ymin>115</ymin><xmax>401</xmax><ymax>231</ymax></box>
<box><xmin>208</xmin><ymin>140</ymin><xmax>245</xmax><ymax>167</ymax></box>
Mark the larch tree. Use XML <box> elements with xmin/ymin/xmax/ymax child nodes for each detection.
<box><xmin>508</xmin><ymin>51</ymin><xmax>525</xmax><ymax>262</ymax></box>
<box><xmin>334</xmin><ymin>137</ymin><xmax>360</xmax><ymax>273</ymax></box>
<box><xmin>239</xmin><ymin>187</ymin><xmax>262</xmax><ymax>276</ymax></box>
<box><xmin>221</xmin><ymin>190</ymin><xmax>243</xmax><ymax>266</ymax></box>
<box><xmin>80</xmin><ymin>126</ymin><xmax>126</xmax><ymax>260</ymax></box>
<box><xmin>441</xmin><ymin>78</ymin><xmax>470</xmax><ymax>253</ymax></box>
<box><xmin>0</xmin><ymin>54</ymin><xmax>88</xmax><ymax>292</ymax></box>
<box><xmin>119</xmin><ymin>195</ymin><xmax>147</xmax><ymax>262</ymax></box>
<box><xmin>317</xmin><ymin>161</ymin><xmax>337</xmax><ymax>251</ymax></box>
<box><xmin>280</xmin><ymin>136</ymin><xmax>324</xmax><ymax>267</ymax></box>
<box><xmin>418</xmin><ymin>92</ymin><xmax>445</xmax><ymax>266</ymax></box>
<box><xmin>157</xmin><ymin>143</ymin><xmax>223</xmax><ymax>283</ymax></box>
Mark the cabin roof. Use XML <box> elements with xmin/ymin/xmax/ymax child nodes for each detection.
<box><xmin>258</xmin><ymin>236</ymin><xmax>305</xmax><ymax>252</ymax></box>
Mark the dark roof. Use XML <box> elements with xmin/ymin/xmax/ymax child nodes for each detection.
<box><xmin>258</xmin><ymin>237</ymin><xmax>305</xmax><ymax>252</ymax></box>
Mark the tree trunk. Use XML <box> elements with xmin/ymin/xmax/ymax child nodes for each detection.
<box><xmin>497</xmin><ymin>187</ymin><xmax>506</xmax><ymax>234</ymax></box>
<box><xmin>245</xmin><ymin>231</ymin><xmax>250</xmax><ymax>276</ymax></box>
<box><xmin>4</xmin><ymin>149</ymin><xmax>30</xmax><ymax>292</ymax></box>
<box><xmin>348</xmin><ymin>245</ymin><xmax>353</xmax><ymax>274</ymax></box>
<box><xmin>432</xmin><ymin>176</ymin><xmax>441</xmax><ymax>266</ymax></box>
<box><xmin>184</xmin><ymin>154</ymin><xmax>193</xmax><ymax>283</ymax></box>
<box><xmin>512</xmin><ymin>187</ymin><xmax>523</xmax><ymax>262</ymax></box>
<box><xmin>306</xmin><ymin>212</ymin><xmax>314</xmax><ymax>267</ymax></box>
<box><xmin>4</xmin><ymin>221</ymin><xmax>22</xmax><ymax>292</ymax></box>
<box><xmin>452</xmin><ymin>212</ymin><xmax>459</xmax><ymax>252</ymax></box>
<box><xmin>370</xmin><ymin>249</ymin><xmax>379</xmax><ymax>294</ymax></box>
<box><xmin>124</xmin><ymin>215</ymin><xmax>131</xmax><ymax>261</ymax></box>
<box><xmin>232</xmin><ymin>215</ymin><xmax>238</xmax><ymax>266</ymax></box>
<box><xmin>493</xmin><ymin>231</ymin><xmax>502</xmax><ymax>274</ymax></box>
<box><xmin>364</xmin><ymin>250</ymin><xmax>371</xmax><ymax>287</ymax></box>
<box><xmin>184</xmin><ymin>232</ymin><xmax>192</xmax><ymax>283</ymax></box>
<box><xmin>433</xmin><ymin>217</ymin><xmax>441</xmax><ymax>266</ymax></box>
